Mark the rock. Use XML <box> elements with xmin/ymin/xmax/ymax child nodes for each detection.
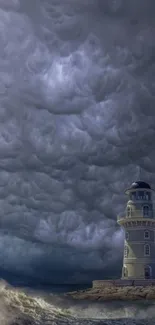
<box><xmin>66</xmin><ymin>286</ymin><xmax>155</xmax><ymax>301</ymax></box>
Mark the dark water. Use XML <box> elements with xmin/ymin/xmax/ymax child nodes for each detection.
<box><xmin>0</xmin><ymin>279</ymin><xmax>155</xmax><ymax>325</ymax></box>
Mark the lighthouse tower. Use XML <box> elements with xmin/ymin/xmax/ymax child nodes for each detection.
<box><xmin>117</xmin><ymin>181</ymin><xmax>155</xmax><ymax>280</ymax></box>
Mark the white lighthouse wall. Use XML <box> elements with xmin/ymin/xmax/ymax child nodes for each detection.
<box><xmin>125</xmin><ymin>229</ymin><xmax>154</xmax><ymax>242</ymax></box>
<box><xmin>126</xmin><ymin>201</ymin><xmax>153</xmax><ymax>218</ymax></box>
<box><xmin>118</xmin><ymin>183</ymin><xmax>155</xmax><ymax>279</ymax></box>
<box><xmin>123</xmin><ymin>261</ymin><xmax>155</xmax><ymax>279</ymax></box>
<box><xmin>122</xmin><ymin>228</ymin><xmax>155</xmax><ymax>278</ymax></box>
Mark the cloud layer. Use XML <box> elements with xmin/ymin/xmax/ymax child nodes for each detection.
<box><xmin>0</xmin><ymin>0</ymin><xmax>154</xmax><ymax>282</ymax></box>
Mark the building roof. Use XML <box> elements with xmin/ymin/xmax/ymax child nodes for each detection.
<box><xmin>125</xmin><ymin>181</ymin><xmax>151</xmax><ymax>194</ymax></box>
<box><xmin>130</xmin><ymin>181</ymin><xmax>151</xmax><ymax>189</ymax></box>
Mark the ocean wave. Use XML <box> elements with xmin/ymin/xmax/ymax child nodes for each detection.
<box><xmin>0</xmin><ymin>280</ymin><xmax>155</xmax><ymax>325</ymax></box>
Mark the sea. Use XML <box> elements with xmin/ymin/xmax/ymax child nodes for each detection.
<box><xmin>1</xmin><ymin>276</ymin><xmax>155</xmax><ymax>325</ymax></box>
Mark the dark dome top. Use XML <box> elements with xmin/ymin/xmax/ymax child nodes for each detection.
<box><xmin>130</xmin><ymin>181</ymin><xmax>151</xmax><ymax>190</ymax></box>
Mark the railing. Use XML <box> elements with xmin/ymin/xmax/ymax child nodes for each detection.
<box><xmin>117</xmin><ymin>209</ymin><xmax>154</xmax><ymax>221</ymax></box>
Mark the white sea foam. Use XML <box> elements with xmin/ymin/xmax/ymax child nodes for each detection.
<box><xmin>0</xmin><ymin>281</ymin><xmax>155</xmax><ymax>324</ymax></box>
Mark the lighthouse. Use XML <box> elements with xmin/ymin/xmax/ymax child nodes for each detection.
<box><xmin>117</xmin><ymin>181</ymin><xmax>155</xmax><ymax>280</ymax></box>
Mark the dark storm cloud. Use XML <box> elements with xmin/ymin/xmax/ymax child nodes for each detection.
<box><xmin>0</xmin><ymin>0</ymin><xmax>154</xmax><ymax>282</ymax></box>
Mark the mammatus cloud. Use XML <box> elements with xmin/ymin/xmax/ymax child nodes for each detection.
<box><xmin>0</xmin><ymin>0</ymin><xmax>154</xmax><ymax>282</ymax></box>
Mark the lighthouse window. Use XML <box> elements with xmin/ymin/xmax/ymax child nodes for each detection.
<box><xmin>143</xmin><ymin>206</ymin><xmax>149</xmax><ymax>217</ymax></box>
<box><xmin>144</xmin><ymin>265</ymin><xmax>152</xmax><ymax>279</ymax></box>
<box><xmin>138</xmin><ymin>191</ymin><xmax>144</xmax><ymax>200</ymax></box>
<box><xmin>144</xmin><ymin>244</ymin><xmax>150</xmax><ymax>256</ymax></box>
<box><xmin>123</xmin><ymin>266</ymin><xmax>128</xmax><ymax>278</ymax></box>
<box><xmin>126</xmin><ymin>232</ymin><xmax>129</xmax><ymax>240</ymax></box>
<box><xmin>144</xmin><ymin>230</ymin><xmax>150</xmax><ymax>239</ymax></box>
<box><xmin>124</xmin><ymin>245</ymin><xmax>129</xmax><ymax>258</ymax></box>
<box><xmin>144</xmin><ymin>192</ymin><xmax>149</xmax><ymax>201</ymax></box>
<box><xmin>127</xmin><ymin>206</ymin><xmax>132</xmax><ymax>217</ymax></box>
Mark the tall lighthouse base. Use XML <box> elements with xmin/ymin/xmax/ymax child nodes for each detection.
<box><xmin>66</xmin><ymin>279</ymin><xmax>155</xmax><ymax>301</ymax></box>
<box><xmin>92</xmin><ymin>278</ymin><xmax>155</xmax><ymax>288</ymax></box>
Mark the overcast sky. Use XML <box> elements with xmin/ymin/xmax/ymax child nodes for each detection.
<box><xmin>0</xmin><ymin>0</ymin><xmax>154</xmax><ymax>284</ymax></box>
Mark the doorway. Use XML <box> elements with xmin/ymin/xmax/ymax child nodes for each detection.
<box><xmin>123</xmin><ymin>266</ymin><xmax>128</xmax><ymax>278</ymax></box>
<box><xmin>144</xmin><ymin>265</ymin><xmax>152</xmax><ymax>279</ymax></box>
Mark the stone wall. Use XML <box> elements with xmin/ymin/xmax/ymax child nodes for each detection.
<box><xmin>92</xmin><ymin>279</ymin><xmax>155</xmax><ymax>288</ymax></box>
<box><xmin>92</xmin><ymin>280</ymin><xmax>115</xmax><ymax>288</ymax></box>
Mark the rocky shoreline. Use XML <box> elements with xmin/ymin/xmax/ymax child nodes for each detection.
<box><xmin>66</xmin><ymin>286</ymin><xmax>155</xmax><ymax>301</ymax></box>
